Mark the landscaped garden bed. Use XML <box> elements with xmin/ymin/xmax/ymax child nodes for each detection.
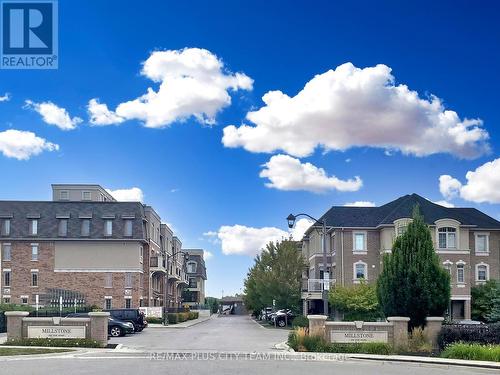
<box><xmin>0</xmin><ymin>347</ymin><xmax>74</xmax><ymax>356</ymax></box>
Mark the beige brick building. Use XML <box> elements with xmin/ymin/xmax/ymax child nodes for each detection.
<box><xmin>0</xmin><ymin>184</ymin><xmax>198</xmax><ymax>310</ymax></box>
<box><xmin>301</xmin><ymin>194</ymin><xmax>500</xmax><ymax>320</ymax></box>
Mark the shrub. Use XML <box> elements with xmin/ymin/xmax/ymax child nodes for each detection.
<box><xmin>406</xmin><ymin>327</ymin><xmax>432</xmax><ymax>353</ymax></box>
<box><xmin>177</xmin><ymin>312</ymin><xmax>189</xmax><ymax>322</ymax></box>
<box><xmin>167</xmin><ymin>313</ymin><xmax>178</xmax><ymax>324</ymax></box>
<box><xmin>471</xmin><ymin>280</ymin><xmax>500</xmax><ymax>323</ymax></box>
<box><xmin>0</xmin><ymin>304</ymin><xmax>34</xmax><ymax>312</ymax></box>
<box><xmin>291</xmin><ymin>315</ymin><xmax>309</xmax><ymax>328</ymax></box>
<box><xmin>329</xmin><ymin>282</ymin><xmax>383</xmax><ymax>322</ymax></box>
<box><xmin>328</xmin><ymin>342</ymin><xmax>393</xmax><ymax>355</ymax></box>
<box><xmin>441</xmin><ymin>343</ymin><xmax>500</xmax><ymax>362</ymax></box>
<box><xmin>5</xmin><ymin>338</ymin><xmax>104</xmax><ymax>348</ymax></box>
<box><xmin>187</xmin><ymin>312</ymin><xmax>199</xmax><ymax>320</ymax></box>
<box><xmin>437</xmin><ymin>323</ymin><xmax>500</xmax><ymax>350</ymax></box>
<box><xmin>146</xmin><ymin>317</ymin><xmax>163</xmax><ymax>324</ymax></box>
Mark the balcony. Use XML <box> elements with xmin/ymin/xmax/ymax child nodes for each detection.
<box><xmin>150</xmin><ymin>256</ymin><xmax>166</xmax><ymax>272</ymax></box>
<box><xmin>301</xmin><ymin>278</ymin><xmax>335</xmax><ymax>300</ymax></box>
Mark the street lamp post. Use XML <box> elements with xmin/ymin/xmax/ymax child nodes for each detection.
<box><xmin>287</xmin><ymin>213</ymin><xmax>329</xmax><ymax>317</ymax></box>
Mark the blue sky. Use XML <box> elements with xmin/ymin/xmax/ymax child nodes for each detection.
<box><xmin>1</xmin><ymin>0</ymin><xmax>500</xmax><ymax>297</ymax></box>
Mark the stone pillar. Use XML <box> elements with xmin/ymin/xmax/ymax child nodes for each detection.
<box><xmin>5</xmin><ymin>311</ymin><xmax>29</xmax><ymax>341</ymax></box>
<box><xmin>425</xmin><ymin>317</ymin><xmax>444</xmax><ymax>351</ymax></box>
<box><xmin>387</xmin><ymin>316</ymin><xmax>410</xmax><ymax>349</ymax></box>
<box><xmin>308</xmin><ymin>315</ymin><xmax>327</xmax><ymax>339</ymax></box>
<box><xmin>464</xmin><ymin>300</ymin><xmax>471</xmax><ymax>320</ymax></box>
<box><xmin>89</xmin><ymin>312</ymin><xmax>110</xmax><ymax>347</ymax></box>
<box><xmin>302</xmin><ymin>300</ymin><xmax>308</xmax><ymax>316</ymax></box>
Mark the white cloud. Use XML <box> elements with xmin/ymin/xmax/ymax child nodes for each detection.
<box><xmin>439</xmin><ymin>174</ymin><xmax>463</xmax><ymax>200</ymax></box>
<box><xmin>439</xmin><ymin>158</ymin><xmax>500</xmax><ymax>203</ymax></box>
<box><xmin>432</xmin><ymin>200</ymin><xmax>455</xmax><ymax>208</ymax></box>
<box><xmin>344</xmin><ymin>201</ymin><xmax>376</xmax><ymax>207</ymax></box>
<box><xmin>206</xmin><ymin>225</ymin><xmax>288</xmax><ymax>256</ymax></box>
<box><xmin>223</xmin><ymin>62</ymin><xmax>489</xmax><ymax>159</ymax></box>
<box><xmin>93</xmin><ymin>48</ymin><xmax>253</xmax><ymax>128</ymax></box>
<box><xmin>0</xmin><ymin>93</ymin><xmax>11</xmax><ymax>102</ymax></box>
<box><xmin>290</xmin><ymin>218</ymin><xmax>313</xmax><ymax>240</ymax></box>
<box><xmin>0</xmin><ymin>129</ymin><xmax>59</xmax><ymax>160</ymax></box>
<box><xmin>106</xmin><ymin>187</ymin><xmax>144</xmax><ymax>202</ymax></box>
<box><xmin>259</xmin><ymin>154</ymin><xmax>362</xmax><ymax>193</ymax></box>
<box><xmin>204</xmin><ymin>250</ymin><xmax>213</xmax><ymax>260</ymax></box>
<box><xmin>87</xmin><ymin>99</ymin><xmax>125</xmax><ymax>126</ymax></box>
<box><xmin>25</xmin><ymin>100</ymin><xmax>82</xmax><ymax>130</ymax></box>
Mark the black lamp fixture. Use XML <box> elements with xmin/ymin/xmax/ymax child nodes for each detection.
<box><xmin>286</xmin><ymin>214</ymin><xmax>296</xmax><ymax>229</ymax></box>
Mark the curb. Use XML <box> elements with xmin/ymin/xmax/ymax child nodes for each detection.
<box><xmin>147</xmin><ymin>316</ymin><xmax>212</xmax><ymax>329</ymax></box>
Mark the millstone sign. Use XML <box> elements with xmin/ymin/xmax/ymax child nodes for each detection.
<box><xmin>331</xmin><ymin>330</ymin><xmax>388</xmax><ymax>343</ymax></box>
<box><xmin>28</xmin><ymin>325</ymin><xmax>86</xmax><ymax>339</ymax></box>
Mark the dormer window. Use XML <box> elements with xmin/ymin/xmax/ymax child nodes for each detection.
<box><xmin>59</xmin><ymin>191</ymin><xmax>69</xmax><ymax>200</ymax></box>
<box><xmin>438</xmin><ymin>227</ymin><xmax>456</xmax><ymax>249</ymax></box>
<box><xmin>82</xmin><ymin>191</ymin><xmax>91</xmax><ymax>201</ymax></box>
<box><xmin>187</xmin><ymin>261</ymin><xmax>197</xmax><ymax>273</ymax></box>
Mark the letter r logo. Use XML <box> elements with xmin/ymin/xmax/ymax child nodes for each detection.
<box><xmin>2</xmin><ymin>1</ymin><xmax>54</xmax><ymax>54</ymax></box>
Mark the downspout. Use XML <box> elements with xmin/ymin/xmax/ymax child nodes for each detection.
<box><xmin>341</xmin><ymin>228</ymin><xmax>345</xmax><ymax>286</ymax></box>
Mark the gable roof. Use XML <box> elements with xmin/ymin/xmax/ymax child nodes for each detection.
<box><xmin>315</xmin><ymin>194</ymin><xmax>500</xmax><ymax>230</ymax></box>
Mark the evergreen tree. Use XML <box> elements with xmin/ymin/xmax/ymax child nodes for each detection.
<box><xmin>377</xmin><ymin>206</ymin><xmax>451</xmax><ymax>329</ymax></box>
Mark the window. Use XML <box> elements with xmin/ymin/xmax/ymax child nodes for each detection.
<box><xmin>189</xmin><ymin>277</ymin><xmax>197</xmax><ymax>288</ymax></box>
<box><xmin>21</xmin><ymin>297</ymin><xmax>28</xmax><ymax>304</ymax></box>
<box><xmin>58</xmin><ymin>219</ymin><xmax>68</xmax><ymax>237</ymax></box>
<box><xmin>354</xmin><ymin>262</ymin><xmax>367</xmax><ymax>280</ymax></box>
<box><xmin>1</xmin><ymin>219</ymin><xmax>10</xmax><ymax>236</ymax></box>
<box><xmin>476</xmin><ymin>264</ymin><xmax>489</xmax><ymax>282</ymax></box>
<box><xmin>3</xmin><ymin>297</ymin><xmax>10</xmax><ymax>304</ymax></box>
<box><xmin>140</xmin><ymin>246</ymin><xmax>143</xmax><ymax>264</ymax></box>
<box><xmin>475</xmin><ymin>234</ymin><xmax>489</xmax><ymax>254</ymax></box>
<box><xmin>30</xmin><ymin>219</ymin><xmax>38</xmax><ymax>236</ymax></box>
<box><xmin>81</xmin><ymin>219</ymin><xmax>90</xmax><ymax>236</ymax></box>
<box><xmin>438</xmin><ymin>227</ymin><xmax>456</xmax><ymax>249</ymax></box>
<box><xmin>3</xmin><ymin>271</ymin><xmax>11</xmax><ymax>287</ymax></box>
<box><xmin>125</xmin><ymin>273</ymin><xmax>133</xmax><ymax>288</ymax></box>
<box><xmin>125</xmin><ymin>298</ymin><xmax>131</xmax><ymax>309</ymax></box>
<box><xmin>443</xmin><ymin>262</ymin><xmax>452</xmax><ymax>276</ymax></box>
<box><xmin>59</xmin><ymin>191</ymin><xmax>69</xmax><ymax>200</ymax></box>
<box><xmin>105</xmin><ymin>273</ymin><xmax>113</xmax><ymax>288</ymax></box>
<box><xmin>353</xmin><ymin>232</ymin><xmax>366</xmax><ymax>252</ymax></box>
<box><xmin>105</xmin><ymin>298</ymin><xmax>112</xmax><ymax>310</ymax></box>
<box><xmin>82</xmin><ymin>191</ymin><xmax>91</xmax><ymax>201</ymax></box>
<box><xmin>104</xmin><ymin>220</ymin><xmax>113</xmax><ymax>236</ymax></box>
<box><xmin>31</xmin><ymin>272</ymin><xmax>38</xmax><ymax>287</ymax></box>
<box><xmin>124</xmin><ymin>220</ymin><xmax>133</xmax><ymax>237</ymax></box>
<box><xmin>187</xmin><ymin>261</ymin><xmax>197</xmax><ymax>273</ymax></box>
<box><xmin>2</xmin><ymin>243</ymin><xmax>11</xmax><ymax>261</ymax></box>
<box><xmin>457</xmin><ymin>264</ymin><xmax>465</xmax><ymax>284</ymax></box>
<box><xmin>397</xmin><ymin>225</ymin><xmax>407</xmax><ymax>236</ymax></box>
<box><xmin>31</xmin><ymin>244</ymin><xmax>38</xmax><ymax>261</ymax></box>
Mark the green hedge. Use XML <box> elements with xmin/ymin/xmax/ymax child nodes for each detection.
<box><xmin>291</xmin><ymin>315</ymin><xmax>309</xmax><ymax>328</ymax></box>
<box><xmin>5</xmin><ymin>338</ymin><xmax>104</xmax><ymax>348</ymax></box>
<box><xmin>0</xmin><ymin>304</ymin><xmax>34</xmax><ymax>312</ymax></box>
<box><xmin>166</xmin><ymin>311</ymin><xmax>199</xmax><ymax>324</ymax></box>
<box><xmin>441</xmin><ymin>343</ymin><xmax>500</xmax><ymax>362</ymax></box>
<box><xmin>167</xmin><ymin>313</ymin><xmax>178</xmax><ymax>324</ymax></box>
<box><xmin>146</xmin><ymin>317</ymin><xmax>163</xmax><ymax>324</ymax></box>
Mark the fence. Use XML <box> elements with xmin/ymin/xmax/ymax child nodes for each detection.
<box><xmin>28</xmin><ymin>306</ymin><xmax>93</xmax><ymax>318</ymax></box>
<box><xmin>0</xmin><ymin>312</ymin><xmax>5</xmax><ymax>333</ymax></box>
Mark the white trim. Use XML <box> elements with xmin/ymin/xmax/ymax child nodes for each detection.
<box><xmin>104</xmin><ymin>296</ymin><xmax>113</xmax><ymax>299</ymax></box>
<box><xmin>82</xmin><ymin>191</ymin><xmax>92</xmax><ymax>201</ymax></box>
<box><xmin>124</xmin><ymin>296</ymin><xmax>132</xmax><ymax>299</ymax></box>
<box><xmin>474</xmin><ymin>232</ymin><xmax>490</xmax><ymax>255</ymax></box>
<box><xmin>451</xmin><ymin>295</ymin><xmax>471</xmax><ymax>301</ymax></box>
<box><xmin>456</xmin><ymin>262</ymin><xmax>465</xmax><ymax>284</ymax></box>
<box><xmin>436</xmin><ymin>250</ymin><xmax>469</xmax><ymax>255</ymax></box>
<box><xmin>353</xmin><ymin>260</ymin><xmax>368</xmax><ymax>281</ymax></box>
<box><xmin>2</xmin><ymin>268</ymin><xmax>11</xmax><ymax>272</ymax></box>
<box><xmin>435</xmin><ymin>220</ymin><xmax>460</xmax><ymax>250</ymax></box>
<box><xmin>475</xmin><ymin>262</ymin><xmax>490</xmax><ymax>282</ymax></box>
<box><xmin>30</xmin><ymin>269</ymin><xmax>39</xmax><ymax>272</ymax></box>
<box><xmin>352</xmin><ymin>231</ymin><xmax>367</xmax><ymax>252</ymax></box>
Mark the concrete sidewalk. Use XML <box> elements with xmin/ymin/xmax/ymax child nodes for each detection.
<box><xmin>147</xmin><ymin>314</ymin><xmax>214</xmax><ymax>328</ymax></box>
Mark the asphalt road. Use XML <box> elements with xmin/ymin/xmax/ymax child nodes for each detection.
<box><xmin>0</xmin><ymin>315</ymin><xmax>495</xmax><ymax>375</ymax></box>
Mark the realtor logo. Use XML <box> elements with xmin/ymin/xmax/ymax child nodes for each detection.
<box><xmin>1</xmin><ymin>0</ymin><xmax>58</xmax><ymax>69</ymax></box>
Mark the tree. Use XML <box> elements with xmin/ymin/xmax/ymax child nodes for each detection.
<box><xmin>329</xmin><ymin>282</ymin><xmax>382</xmax><ymax>321</ymax></box>
<box><xmin>376</xmin><ymin>206</ymin><xmax>451</xmax><ymax>329</ymax></box>
<box><xmin>243</xmin><ymin>240</ymin><xmax>305</xmax><ymax>315</ymax></box>
<box><xmin>471</xmin><ymin>280</ymin><xmax>500</xmax><ymax>322</ymax></box>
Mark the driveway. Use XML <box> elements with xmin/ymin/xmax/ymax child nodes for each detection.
<box><xmin>110</xmin><ymin>314</ymin><xmax>289</xmax><ymax>352</ymax></box>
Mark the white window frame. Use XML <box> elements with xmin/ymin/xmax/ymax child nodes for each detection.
<box><xmin>81</xmin><ymin>219</ymin><xmax>90</xmax><ymax>237</ymax></box>
<box><xmin>125</xmin><ymin>297</ymin><xmax>132</xmax><ymax>309</ymax></box>
<box><xmin>82</xmin><ymin>191</ymin><xmax>91</xmax><ymax>201</ymax></box>
<box><xmin>59</xmin><ymin>190</ymin><xmax>69</xmax><ymax>200</ymax></box>
<box><xmin>475</xmin><ymin>263</ymin><xmax>490</xmax><ymax>283</ymax></box>
<box><xmin>104</xmin><ymin>220</ymin><xmax>113</xmax><ymax>236</ymax></box>
<box><xmin>124</xmin><ymin>219</ymin><xmax>133</xmax><ymax>237</ymax></box>
<box><xmin>2</xmin><ymin>243</ymin><xmax>11</xmax><ymax>261</ymax></box>
<box><xmin>353</xmin><ymin>261</ymin><xmax>368</xmax><ymax>282</ymax></box>
<box><xmin>3</xmin><ymin>270</ymin><xmax>11</xmax><ymax>287</ymax></box>
<box><xmin>104</xmin><ymin>273</ymin><xmax>113</xmax><ymax>288</ymax></box>
<box><xmin>104</xmin><ymin>297</ymin><xmax>112</xmax><ymax>310</ymax></box>
<box><xmin>474</xmin><ymin>232</ymin><xmax>489</xmax><ymax>255</ymax></box>
<box><xmin>437</xmin><ymin>226</ymin><xmax>458</xmax><ymax>249</ymax></box>
<box><xmin>31</xmin><ymin>271</ymin><xmax>38</xmax><ymax>287</ymax></box>
<box><xmin>2</xmin><ymin>219</ymin><xmax>10</xmax><ymax>236</ymax></box>
<box><xmin>31</xmin><ymin>243</ymin><xmax>38</xmax><ymax>261</ymax></box>
<box><xmin>187</xmin><ymin>261</ymin><xmax>197</xmax><ymax>273</ymax></box>
<box><xmin>139</xmin><ymin>246</ymin><xmax>144</xmax><ymax>264</ymax></box>
<box><xmin>125</xmin><ymin>272</ymin><xmax>133</xmax><ymax>288</ymax></box>
<box><xmin>352</xmin><ymin>231</ymin><xmax>367</xmax><ymax>254</ymax></box>
<box><xmin>58</xmin><ymin>219</ymin><xmax>68</xmax><ymax>237</ymax></box>
<box><xmin>30</xmin><ymin>219</ymin><xmax>38</xmax><ymax>236</ymax></box>
<box><xmin>456</xmin><ymin>262</ymin><xmax>465</xmax><ymax>284</ymax></box>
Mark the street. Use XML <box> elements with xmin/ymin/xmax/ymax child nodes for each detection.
<box><xmin>0</xmin><ymin>315</ymin><xmax>496</xmax><ymax>375</ymax></box>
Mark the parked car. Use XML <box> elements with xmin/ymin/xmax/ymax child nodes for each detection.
<box><xmin>271</xmin><ymin>309</ymin><xmax>296</xmax><ymax>327</ymax></box>
<box><xmin>104</xmin><ymin>309</ymin><xmax>147</xmax><ymax>332</ymax></box>
<box><xmin>66</xmin><ymin>313</ymin><xmax>134</xmax><ymax>337</ymax></box>
<box><xmin>259</xmin><ymin>307</ymin><xmax>274</xmax><ymax>321</ymax></box>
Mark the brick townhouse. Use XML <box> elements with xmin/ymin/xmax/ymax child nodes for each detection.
<box><xmin>182</xmin><ymin>249</ymin><xmax>207</xmax><ymax>307</ymax></box>
<box><xmin>301</xmin><ymin>193</ymin><xmax>500</xmax><ymax>320</ymax></box>
<box><xmin>0</xmin><ymin>184</ymin><xmax>200</xmax><ymax>310</ymax></box>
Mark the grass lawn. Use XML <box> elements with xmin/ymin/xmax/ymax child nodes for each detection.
<box><xmin>0</xmin><ymin>347</ymin><xmax>74</xmax><ymax>356</ymax></box>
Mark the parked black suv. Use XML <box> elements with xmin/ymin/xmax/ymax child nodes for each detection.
<box><xmin>104</xmin><ymin>309</ymin><xmax>147</xmax><ymax>332</ymax></box>
<box><xmin>66</xmin><ymin>313</ymin><xmax>134</xmax><ymax>337</ymax></box>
